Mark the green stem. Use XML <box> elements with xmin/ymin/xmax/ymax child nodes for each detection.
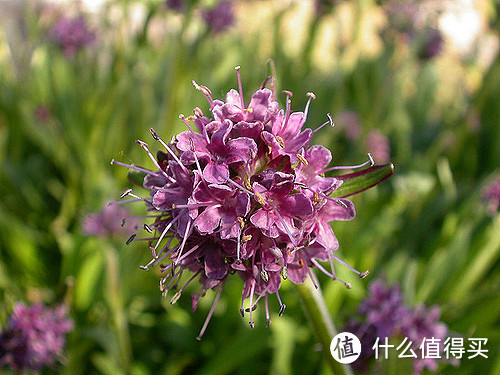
<box><xmin>105</xmin><ymin>246</ymin><xmax>132</xmax><ymax>372</ymax></box>
<box><xmin>294</xmin><ymin>279</ymin><xmax>353</xmax><ymax>375</ymax></box>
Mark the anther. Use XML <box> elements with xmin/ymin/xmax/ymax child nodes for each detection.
<box><xmin>255</xmin><ymin>192</ymin><xmax>266</xmax><ymax>206</ymax></box>
<box><xmin>150</xmin><ymin>128</ymin><xmax>159</xmax><ymax>140</ymax></box>
<box><xmin>126</xmin><ymin>234</ymin><xmax>136</xmax><ymax>245</ymax></box>
<box><xmin>282</xmin><ymin>90</ymin><xmax>293</xmax><ymax>97</ymax></box>
<box><xmin>194</xmin><ymin>107</ymin><xmax>203</xmax><ymax>117</ymax></box>
<box><xmin>280</xmin><ymin>266</ymin><xmax>288</xmax><ymax>280</ymax></box>
<box><xmin>345</xmin><ymin>282</ymin><xmax>352</xmax><ymax>289</ymax></box>
<box><xmin>237</xmin><ymin>217</ymin><xmax>245</xmax><ymax>229</ymax></box>
<box><xmin>144</xmin><ymin>224</ymin><xmax>153</xmax><ymax>233</ymax></box>
<box><xmin>296</xmin><ymin>154</ymin><xmax>308</xmax><ymax>165</ymax></box>
<box><xmin>120</xmin><ymin>189</ymin><xmax>132</xmax><ymax>199</ymax></box>
<box><xmin>260</xmin><ymin>270</ymin><xmax>269</xmax><ymax>283</ymax></box>
<box><xmin>244</xmin><ymin>175</ymin><xmax>252</xmax><ymax>190</ymax></box>
<box><xmin>242</xmin><ymin>234</ymin><xmax>252</xmax><ymax>242</ymax></box>
<box><xmin>359</xmin><ymin>270</ymin><xmax>370</xmax><ymax>279</ymax></box>
<box><xmin>170</xmin><ymin>290</ymin><xmax>182</xmax><ymax>305</ymax></box>
<box><xmin>245</xmin><ymin>305</ymin><xmax>257</xmax><ymax>313</ymax></box>
<box><xmin>306</xmin><ymin>92</ymin><xmax>316</xmax><ymax>100</ymax></box>
<box><xmin>279</xmin><ymin>304</ymin><xmax>286</xmax><ymax>316</ymax></box>
<box><xmin>276</xmin><ymin>136</ymin><xmax>285</xmax><ymax>148</ymax></box>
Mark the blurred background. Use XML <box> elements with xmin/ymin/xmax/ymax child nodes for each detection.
<box><xmin>0</xmin><ymin>0</ymin><xmax>499</xmax><ymax>374</ymax></box>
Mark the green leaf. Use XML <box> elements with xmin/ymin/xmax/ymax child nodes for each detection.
<box><xmin>331</xmin><ymin>164</ymin><xmax>394</xmax><ymax>198</ymax></box>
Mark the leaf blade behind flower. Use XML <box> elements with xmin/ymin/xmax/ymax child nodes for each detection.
<box><xmin>330</xmin><ymin>163</ymin><xmax>394</xmax><ymax>198</ymax></box>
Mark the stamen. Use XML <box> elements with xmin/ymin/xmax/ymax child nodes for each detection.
<box><xmin>192</xmin><ymin>80</ymin><xmax>214</xmax><ymax>106</ymax></box>
<box><xmin>237</xmin><ymin>217</ymin><xmax>245</xmax><ymax>229</ymax></box>
<box><xmin>178</xmin><ymin>114</ymin><xmax>195</xmax><ymax>133</ymax></box>
<box><xmin>175</xmin><ymin>220</ymin><xmax>192</xmax><ymax>264</ymax></box>
<box><xmin>126</xmin><ymin>234</ymin><xmax>136</xmax><ymax>245</ymax></box>
<box><xmin>135</xmin><ymin>140</ymin><xmax>171</xmax><ymax>179</ymax></box>
<box><xmin>120</xmin><ymin>189</ymin><xmax>133</xmax><ymax>199</ymax></box>
<box><xmin>248</xmin><ymin>280</ymin><xmax>256</xmax><ymax>328</ymax></box>
<box><xmin>276</xmin><ymin>291</ymin><xmax>286</xmax><ymax>316</ymax></box>
<box><xmin>189</xmin><ymin>139</ymin><xmax>205</xmax><ymax>176</ymax></box>
<box><xmin>280</xmin><ymin>266</ymin><xmax>287</xmax><ymax>280</ymax></box>
<box><xmin>296</xmin><ymin>154</ymin><xmax>308</xmax><ymax>165</ymax></box>
<box><xmin>144</xmin><ymin>224</ymin><xmax>153</xmax><ymax>233</ymax></box>
<box><xmin>176</xmin><ymin>239</ymin><xmax>206</xmax><ymax>264</ymax></box>
<box><xmin>197</xmin><ymin>281</ymin><xmax>224</xmax><ymax>340</ymax></box>
<box><xmin>303</xmin><ymin>92</ymin><xmax>316</xmax><ymax>124</ymax></box>
<box><xmin>275</xmin><ymin>135</ymin><xmax>285</xmax><ymax>148</ymax></box>
<box><xmin>312</xmin><ymin>114</ymin><xmax>334</xmax><ymax>134</ymax></box>
<box><xmin>236</xmin><ymin>230</ymin><xmax>242</xmax><ymax>261</ymax></box>
<box><xmin>224</xmin><ymin>175</ymin><xmax>255</xmax><ymax>196</ymax></box>
<box><xmin>275</xmin><ymin>211</ymin><xmax>297</xmax><ymax>247</ymax></box>
<box><xmin>111</xmin><ymin>160</ymin><xmax>160</xmax><ymax>176</ymax></box>
<box><xmin>235</xmin><ymin>66</ymin><xmax>245</xmax><ymax>109</ymax></box>
<box><xmin>303</xmin><ymin>257</ymin><xmax>318</xmax><ymax>289</ymax></box>
<box><xmin>260</xmin><ymin>76</ymin><xmax>272</xmax><ymax>90</ymax></box>
<box><xmin>260</xmin><ymin>269</ymin><xmax>269</xmax><ymax>283</ymax></box>
<box><xmin>331</xmin><ymin>255</ymin><xmax>366</xmax><ymax>277</ymax></box>
<box><xmin>323</xmin><ymin>153</ymin><xmax>374</xmax><ymax>173</ymax></box>
<box><xmin>193</xmin><ymin>107</ymin><xmax>204</xmax><ymax>118</ymax></box>
<box><xmin>254</xmin><ymin>192</ymin><xmax>266</xmax><ymax>206</ymax></box>
<box><xmin>265</xmin><ymin>294</ymin><xmax>271</xmax><ymax>327</ymax></box>
<box><xmin>242</xmin><ymin>234</ymin><xmax>252</xmax><ymax>242</ymax></box>
<box><xmin>150</xmin><ymin>128</ymin><xmax>189</xmax><ymax>173</ymax></box>
<box><xmin>170</xmin><ymin>271</ymin><xmax>200</xmax><ymax>304</ymax></box>
<box><xmin>151</xmin><ymin>215</ymin><xmax>181</xmax><ymax>253</ymax></box>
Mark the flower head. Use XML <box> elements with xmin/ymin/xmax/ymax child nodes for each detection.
<box><xmin>0</xmin><ymin>303</ymin><xmax>73</xmax><ymax>371</ymax></box>
<box><xmin>343</xmin><ymin>279</ymin><xmax>449</xmax><ymax>374</ymax></box>
<box><xmin>49</xmin><ymin>15</ymin><xmax>95</xmax><ymax>57</ymax></box>
<box><xmin>365</xmin><ymin>130</ymin><xmax>390</xmax><ymax>164</ymax></box>
<box><xmin>82</xmin><ymin>201</ymin><xmax>138</xmax><ymax>237</ymax></box>
<box><xmin>201</xmin><ymin>1</ymin><xmax>234</xmax><ymax>34</ymax></box>
<box><xmin>337</xmin><ymin>110</ymin><xmax>361</xmax><ymax>140</ymax></box>
<box><xmin>483</xmin><ymin>175</ymin><xmax>500</xmax><ymax>216</ymax></box>
<box><xmin>113</xmin><ymin>67</ymin><xmax>391</xmax><ymax>338</ymax></box>
<box><xmin>358</xmin><ymin>279</ymin><xmax>408</xmax><ymax>338</ymax></box>
<box><xmin>418</xmin><ymin>27</ymin><xmax>443</xmax><ymax>60</ymax></box>
<box><xmin>400</xmin><ymin>305</ymin><xmax>448</xmax><ymax>374</ymax></box>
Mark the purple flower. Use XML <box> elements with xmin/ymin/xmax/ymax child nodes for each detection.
<box><xmin>345</xmin><ymin>279</ymin><xmax>450</xmax><ymax>373</ymax></box>
<box><xmin>419</xmin><ymin>27</ymin><xmax>443</xmax><ymax>60</ymax></box>
<box><xmin>400</xmin><ymin>305</ymin><xmax>448</xmax><ymax>374</ymax></box>
<box><xmin>0</xmin><ymin>303</ymin><xmax>73</xmax><ymax>371</ymax></box>
<box><xmin>166</xmin><ymin>0</ymin><xmax>185</xmax><ymax>13</ymax></box>
<box><xmin>337</xmin><ymin>110</ymin><xmax>361</xmax><ymax>140</ymax></box>
<box><xmin>112</xmin><ymin>68</ymin><xmax>390</xmax><ymax>338</ymax></box>
<box><xmin>34</xmin><ymin>105</ymin><xmax>52</xmax><ymax>124</ymax></box>
<box><xmin>49</xmin><ymin>15</ymin><xmax>95</xmax><ymax>57</ymax></box>
<box><xmin>365</xmin><ymin>130</ymin><xmax>390</xmax><ymax>164</ymax></box>
<box><xmin>202</xmin><ymin>1</ymin><xmax>235</xmax><ymax>34</ymax></box>
<box><xmin>82</xmin><ymin>201</ymin><xmax>138</xmax><ymax>237</ymax></box>
<box><xmin>358</xmin><ymin>280</ymin><xmax>408</xmax><ymax>338</ymax></box>
<box><xmin>483</xmin><ymin>175</ymin><xmax>500</xmax><ymax>216</ymax></box>
<box><xmin>344</xmin><ymin>319</ymin><xmax>377</xmax><ymax>372</ymax></box>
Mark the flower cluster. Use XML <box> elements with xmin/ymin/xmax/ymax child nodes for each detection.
<box><xmin>82</xmin><ymin>201</ymin><xmax>138</xmax><ymax>237</ymax></box>
<box><xmin>365</xmin><ymin>130</ymin><xmax>390</xmax><ymax>164</ymax></box>
<box><xmin>483</xmin><ymin>175</ymin><xmax>500</xmax><ymax>216</ymax></box>
<box><xmin>49</xmin><ymin>15</ymin><xmax>95</xmax><ymax>57</ymax></box>
<box><xmin>0</xmin><ymin>303</ymin><xmax>73</xmax><ymax>372</ymax></box>
<box><xmin>344</xmin><ymin>279</ymin><xmax>448</xmax><ymax>374</ymax></box>
<box><xmin>384</xmin><ymin>1</ymin><xmax>443</xmax><ymax>60</ymax></box>
<box><xmin>201</xmin><ymin>0</ymin><xmax>234</xmax><ymax>34</ymax></box>
<box><xmin>113</xmin><ymin>68</ymin><xmax>390</xmax><ymax>339</ymax></box>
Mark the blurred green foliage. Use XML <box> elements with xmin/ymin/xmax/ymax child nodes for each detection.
<box><xmin>0</xmin><ymin>0</ymin><xmax>498</xmax><ymax>374</ymax></box>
